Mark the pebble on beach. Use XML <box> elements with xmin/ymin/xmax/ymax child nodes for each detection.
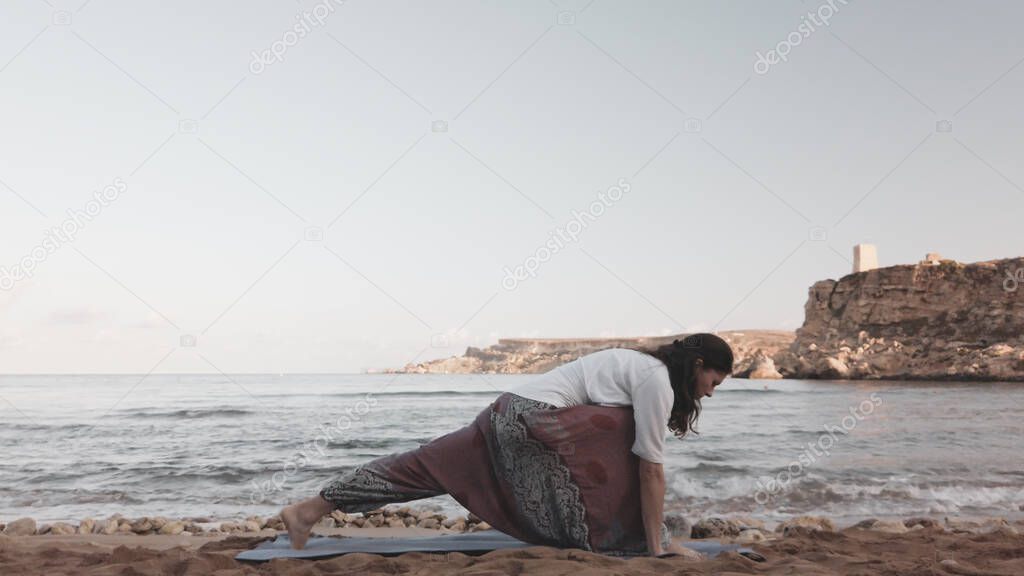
<box><xmin>2</xmin><ymin>518</ymin><xmax>36</xmax><ymax>536</ymax></box>
<box><xmin>5</xmin><ymin>510</ymin><xmax>1021</xmax><ymax>546</ymax></box>
<box><xmin>691</xmin><ymin>517</ymin><xmax>735</xmax><ymax>539</ymax></box>
<box><xmin>777</xmin><ymin>516</ymin><xmax>836</xmax><ymax>537</ymax></box>
<box><xmin>663</xmin><ymin>513</ymin><xmax>691</xmax><ymax>537</ymax></box>
<box><xmin>735</xmin><ymin>528</ymin><xmax>767</xmax><ymax>543</ymax></box>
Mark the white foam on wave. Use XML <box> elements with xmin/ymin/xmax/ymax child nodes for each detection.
<box><xmin>665</xmin><ymin>468</ymin><xmax>1024</xmax><ymax>520</ymax></box>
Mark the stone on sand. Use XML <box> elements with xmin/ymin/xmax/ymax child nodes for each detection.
<box><xmin>944</xmin><ymin>517</ymin><xmax>1011</xmax><ymax>534</ymax></box>
<box><xmin>265</xmin><ymin>516</ymin><xmax>285</xmax><ymax>530</ymax></box>
<box><xmin>100</xmin><ymin>519</ymin><xmax>119</xmax><ymax>535</ymax></box>
<box><xmin>735</xmin><ymin>529</ymin><xmax>767</xmax><ymax>543</ymax></box>
<box><xmin>691</xmin><ymin>517</ymin><xmax>741</xmax><ymax>538</ymax></box>
<box><xmin>903</xmin><ymin>517</ymin><xmax>939</xmax><ymax>529</ymax></box>
<box><xmin>777</xmin><ymin>516</ymin><xmax>835</xmax><ymax>536</ymax></box>
<box><xmin>158</xmin><ymin>521</ymin><xmax>185</xmax><ymax>535</ymax></box>
<box><xmin>663</xmin><ymin>514</ymin><xmax>692</xmax><ymax>537</ymax></box>
<box><xmin>729</xmin><ymin>515</ymin><xmax>767</xmax><ymax>531</ymax></box>
<box><xmin>3</xmin><ymin>518</ymin><xmax>37</xmax><ymax>536</ymax></box>
<box><xmin>416</xmin><ymin>518</ymin><xmax>439</xmax><ymax>529</ymax></box>
<box><xmin>78</xmin><ymin>519</ymin><xmax>95</xmax><ymax>535</ymax></box>
<box><xmin>386</xmin><ymin>517</ymin><xmax>405</xmax><ymax>529</ymax></box>
<box><xmin>870</xmin><ymin>519</ymin><xmax>908</xmax><ymax>534</ymax></box>
<box><xmin>442</xmin><ymin>516</ymin><xmax>465</xmax><ymax>529</ymax></box>
<box><xmin>49</xmin><ymin>522</ymin><xmax>76</xmax><ymax>536</ymax></box>
<box><xmin>130</xmin><ymin>518</ymin><xmax>153</xmax><ymax>534</ymax></box>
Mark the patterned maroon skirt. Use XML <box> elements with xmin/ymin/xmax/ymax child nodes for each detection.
<box><xmin>320</xmin><ymin>392</ymin><xmax>665</xmax><ymax>554</ymax></box>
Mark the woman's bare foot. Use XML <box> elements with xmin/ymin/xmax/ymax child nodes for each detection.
<box><xmin>280</xmin><ymin>496</ymin><xmax>334</xmax><ymax>550</ymax></box>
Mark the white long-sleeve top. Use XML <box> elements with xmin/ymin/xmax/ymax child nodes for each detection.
<box><xmin>508</xmin><ymin>348</ymin><xmax>674</xmax><ymax>463</ymax></box>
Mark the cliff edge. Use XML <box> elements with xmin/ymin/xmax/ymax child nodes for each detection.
<box><xmin>390</xmin><ymin>256</ymin><xmax>1024</xmax><ymax>381</ymax></box>
<box><xmin>775</xmin><ymin>256</ymin><xmax>1024</xmax><ymax>380</ymax></box>
<box><xmin>391</xmin><ymin>330</ymin><xmax>795</xmax><ymax>377</ymax></box>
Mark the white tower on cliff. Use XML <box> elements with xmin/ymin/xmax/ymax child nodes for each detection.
<box><xmin>853</xmin><ymin>244</ymin><xmax>878</xmax><ymax>273</ymax></box>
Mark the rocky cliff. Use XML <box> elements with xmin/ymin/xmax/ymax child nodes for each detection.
<box><xmin>391</xmin><ymin>257</ymin><xmax>1024</xmax><ymax>381</ymax></box>
<box><xmin>775</xmin><ymin>256</ymin><xmax>1024</xmax><ymax>380</ymax></box>
<box><xmin>392</xmin><ymin>330</ymin><xmax>795</xmax><ymax>377</ymax></box>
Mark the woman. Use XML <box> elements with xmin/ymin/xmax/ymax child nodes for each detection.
<box><xmin>281</xmin><ymin>333</ymin><xmax>733</xmax><ymax>556</ymax></box>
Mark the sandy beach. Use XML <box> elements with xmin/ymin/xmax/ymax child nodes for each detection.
<box><xmin>3</xmin><ymin>517</ymin><xmax>1023</xmax><ymax>575</ymax></box>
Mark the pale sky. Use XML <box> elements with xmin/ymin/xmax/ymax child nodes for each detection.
<box><xmin>1</xmin><ymin>0</ymin><xmax>1021</xmax><ymax>373</ymax></box>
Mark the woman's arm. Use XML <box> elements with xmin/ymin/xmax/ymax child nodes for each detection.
<box><xmin>638</xmin><ymin>457</ymin><xmax>666</xmax><ymax>556</ymax></box>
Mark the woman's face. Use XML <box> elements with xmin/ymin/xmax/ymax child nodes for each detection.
<box><xmin>694</xmin><ymin>363</ymin><xmax>727</xmax><ymax>399</ymax></box>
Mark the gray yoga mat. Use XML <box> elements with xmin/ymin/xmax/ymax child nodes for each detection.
<box><xmin>234</xmin><ymin>530</ymin><xmax>762</xmax><ymax>562</ymax></box>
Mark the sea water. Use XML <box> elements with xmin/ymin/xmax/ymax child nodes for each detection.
<box><xmin>1</xmin><ymin>374</ymin><xmax>1021</xmax><ymax>525</ymax></box>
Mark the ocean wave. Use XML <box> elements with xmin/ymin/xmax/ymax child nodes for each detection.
<box><xmin>256</xmin><ymin>390</ymin><xmax>501</xmax><ymax>400</ymax></box>
<box><xmin>102</xmin><ymin>463</ymin><xmax>266</xmax><ymax>484</ymax></box>
<box><xmin>0</xmin><ymin>423</ymin><xmax>96</xmax><ymax>432</ymax></box>
<box><xmin>679</xmin><ymin>462</ymin><xmax>755</xmax><ymax>475</ymax></box>
<box><xmin>321</xmin><ymin>438</ymin><xmax>415</xmax><ymax>450</ymax></box>
<box><xmin>116</xmin><ymin>408</ymin><xmax>255</xmax><ymax>419</ymax></box>
<box><xmin>6</xmin><ymin>488</ymin><xmax>146</xmax><ymax>506</ymax></box>
<box><xmin>667</xmin><ymin>471</ymin><xmax>1024</xmax><ymax>517</ymax></box>
<box><xmin>683</xmin><ymin>450</ymin><xmax>734</xmax><ymax>462</ymax></box>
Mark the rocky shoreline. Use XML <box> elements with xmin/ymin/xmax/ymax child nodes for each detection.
<box><xmin>391</xmin><ymin>330</ymin><xmax>795</xmax><ymax>379</ymax></box>
<box><xmin>0</xmin><ymin>507</ymin><xmax>494</xmax><ymax>538</ymax></box>
<box><xmin>775</xmin><ymin>256</ymin><xmax>1024</xmax><ymax>381</ymax></box>
<box><xmin>391</xmin><ymin>256</ymin><xmax>1024</xmax><ymax>381</ymax></box>
<box><xmin>4</xmin><ymin>509</ymin><xmax>1022</xmax><ymax>544</ymax></box>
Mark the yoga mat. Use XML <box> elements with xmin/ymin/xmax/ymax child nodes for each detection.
<box><xmin>235</xmin><ymin>530</ymin><xmax>763</xmax><ymax>562</ymax></box>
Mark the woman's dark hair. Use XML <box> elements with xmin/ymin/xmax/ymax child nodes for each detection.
<box><xmin>635</xmin><ymin>333</ymin><xmax>734</xmax><ymax>437</ymax></box>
